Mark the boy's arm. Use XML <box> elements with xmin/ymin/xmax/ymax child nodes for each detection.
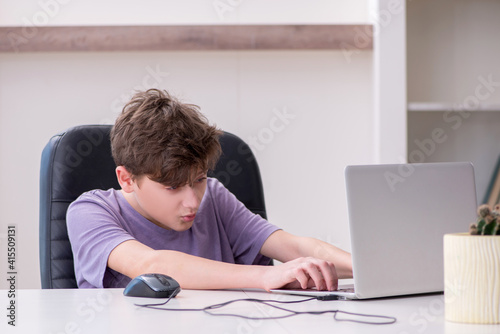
<box><xmin>260</xmin><ymin>230</ymin><xmax>353</xmax><ymax>279</ymax></box>
<box><xmin>108</xmin><ymin>239</ymin><xmax>339</xmax><ymax>291</ymax></box>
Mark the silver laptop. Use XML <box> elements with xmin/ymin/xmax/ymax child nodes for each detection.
<box><xmin>272</xmin><ymin>162</ymin><xmax>477</xmax><ymax>299</ymax></box>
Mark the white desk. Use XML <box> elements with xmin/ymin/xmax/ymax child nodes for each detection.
<box><xmin>2</xmin><ymin>288</ymin><xmax>499</xmax><ymax>334</ymax></box>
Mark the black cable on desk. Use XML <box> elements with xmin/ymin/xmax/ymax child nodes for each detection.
<box><xmin>133</xmin><ymin>293</ymin><xmax>397</xmax><ymax>325</ymax></box>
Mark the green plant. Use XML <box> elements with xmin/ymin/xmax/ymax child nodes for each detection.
<box><xmin>470</xmin><ymin>204</ymin><xmax>500</xmax><ymax>235</ymax></box>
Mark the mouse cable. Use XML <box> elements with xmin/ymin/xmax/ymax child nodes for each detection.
<box><xmin>134</xmin><ymin>296</ymin><xmax>397</xmax><ymax>325</ymax></box>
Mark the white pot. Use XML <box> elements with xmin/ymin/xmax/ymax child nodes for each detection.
<box><xmin>444</xmin><ymin>233</ymin><xmax>500</xmax><ymax>323</ymax></box>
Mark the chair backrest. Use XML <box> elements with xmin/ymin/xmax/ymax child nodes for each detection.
<box><xmin>39</xmin><ymin>125</ymin><xmax>267</xmax><ymax>289</ymax></box>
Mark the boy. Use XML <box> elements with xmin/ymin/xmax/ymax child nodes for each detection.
<box><xmin>67</xmin><ymin>89</ymin><xmax>352</xmax><ymax>291</ymax></box>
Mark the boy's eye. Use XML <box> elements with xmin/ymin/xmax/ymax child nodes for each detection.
<box><xmin>165</xmin><ymin>177</ymin><xmax>206</xmax><ymax>190</ymax></box>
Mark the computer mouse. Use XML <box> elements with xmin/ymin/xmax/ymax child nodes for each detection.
<box><xmin>123</xmin><ymin>273</ymin><xmax>181</xmax><ymax>298</ymax></box>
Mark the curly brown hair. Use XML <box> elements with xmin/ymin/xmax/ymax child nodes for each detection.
<box><xmin>110</xmin><ymin>89</ymin><xmax>222</xmax><ymax>187</ymax></box>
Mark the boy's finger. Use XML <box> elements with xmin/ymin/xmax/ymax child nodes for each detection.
<box><xmin>302</xmin><ymin>261</ymin><xmax>328</xmax><ymax>291</ymax></box>
<box><xmin>293</xmin><ymin>268</ymin><xmax>310</xmax><ymax>289</ymax></box>
<box><xmin>318</xmin><ymin>261</ymin><xmax>338</xmax><ymax>291</ymax></box>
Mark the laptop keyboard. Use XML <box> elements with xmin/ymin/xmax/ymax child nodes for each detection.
<box><xmin>336</xmin><ymin>283</ymin><xmax>355</xmax><ymax>293</ymax></box>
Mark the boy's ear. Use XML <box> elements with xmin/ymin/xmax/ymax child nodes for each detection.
<box><xmin>116</xmin><ymin>166</ymin><xmax>135</xmax><ymax>193</ymax></box>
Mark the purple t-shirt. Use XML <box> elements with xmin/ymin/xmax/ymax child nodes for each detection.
<box><xmin>66</xmin><ymin>178</ymin><xmax>280</xmax><ymax>288</ymax></box>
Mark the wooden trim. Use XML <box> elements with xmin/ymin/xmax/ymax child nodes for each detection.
<box><xmin>0</xmin><ymin>24</ymin><xmax>372</xmax><ymax>52</ymax></box>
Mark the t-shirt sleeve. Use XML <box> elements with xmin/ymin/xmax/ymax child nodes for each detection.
<box><xmin>208</xmin><ymin>179</ymin><xmax>281</xmax><ymax>265</ymax></box>
<box><xmin>66</xmin><ymin>193</ymin><xmax>135</xmax><ymax>288</ymax></box>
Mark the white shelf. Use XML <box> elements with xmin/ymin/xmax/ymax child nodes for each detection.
<box><xmin>408</xmin><ymin>102</ymin><xmax>500</xmax><ymax>112</ymax></box>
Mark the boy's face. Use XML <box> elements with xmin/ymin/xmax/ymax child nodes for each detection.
<box><xmin>124</xmin><ymin>172</ymin><xmax>208</xmax><ymax>231</ymax></box>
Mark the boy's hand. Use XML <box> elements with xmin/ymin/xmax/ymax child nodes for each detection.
<box><xmin>261</xmin><ymin>257</ymin><xmax>338</xmax><ymax>292</ymax></box>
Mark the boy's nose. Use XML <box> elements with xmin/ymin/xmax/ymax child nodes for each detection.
<box><xmin>182</xmin><ymin>187</ymin><xmax>201</xmax><ymax>209</ymax></box>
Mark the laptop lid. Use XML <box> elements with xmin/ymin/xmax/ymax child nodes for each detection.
<box><xmin>345</xmin><ymin>162</ymin><xmax>477</xmax><ymax>299</ymax></box>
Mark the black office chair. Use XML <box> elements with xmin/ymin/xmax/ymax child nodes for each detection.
<box><xmin>39</xmin><ymin>125</ymin><xmax>268</xmax><ymax>289</ymax></box>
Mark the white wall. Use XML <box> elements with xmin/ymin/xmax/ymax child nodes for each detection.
<box><xmin>0</xmin><ymin>0</ymin><xmax>374</xmax><ymax>289</ymax></box>
<box><xmin>0</xmin><ymin>0</ymin><xmax>369</xmax><ymax>26</ymax></box>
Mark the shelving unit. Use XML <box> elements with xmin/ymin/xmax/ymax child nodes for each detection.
<box><xmin>406</xmin><ymin>0</ymin><xmax>500</xmax><ymax>202</ymax></box>
<box><xmin>408</xmin><ymin>102</ymin><xmax>500</xmax><ymax>113</ymax></box>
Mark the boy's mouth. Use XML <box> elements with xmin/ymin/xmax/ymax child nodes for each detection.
<box><xmin>181</xmin><ymin>213</ymin><xmax>196</xmax><ymax>222</ymax></box>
